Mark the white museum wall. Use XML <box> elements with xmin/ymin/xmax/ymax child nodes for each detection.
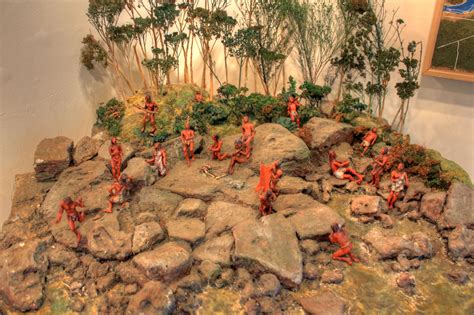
<box><xmin>0</xmin><ymin>0</ymin><xmax>472</xmax><ymax>225</ymax></box>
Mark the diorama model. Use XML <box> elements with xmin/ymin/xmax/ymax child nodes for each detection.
<box><xmin>1</xmin><ymin>0</ymin><xmax>473</xmax><ymax>314</ymax></box>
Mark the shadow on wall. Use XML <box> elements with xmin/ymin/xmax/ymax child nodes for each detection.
<box><xmin>417</xmin><ymin>76</ymin><xmax>474</xmax><ymax>112</ymax></box>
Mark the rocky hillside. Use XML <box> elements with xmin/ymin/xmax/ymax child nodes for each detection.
<box><xmin>0</xmin><ymin>118</ymin><xmax>472</xmax><ymax>314</ymax></box>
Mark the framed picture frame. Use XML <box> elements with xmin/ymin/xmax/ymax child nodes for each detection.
<box><xmin>423</xmin><ymin>0</ymin><xmax>474</xmax><ymax>82</ymax></box>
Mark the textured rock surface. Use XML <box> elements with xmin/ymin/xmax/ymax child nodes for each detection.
<box><xmin>420</xmin><ymin>191</ymin><xmax>446</xmax><ymax>223</ymax></box>
<box><xmin>132</xmin><ymin>221</ymin><xmax>165</xmax><ymax>254</ymax></box>
<box><xmin>166</xmin><ymin>218</ymin><xmax>206</xmax><ymax>245</ymax></box>
<box><xmin>74</xmin><ymin>136</ymin><xmax>103</xmax><ymax>165</ymax></box>
<box><xmin>447</xmin><ymin>226</ymin><xmax>474</xmax><ymax>259</ymax></box>
<box><xmin>133</xmin><ymin>242</ymin><xmax>192</xmax><ymax>281</ymax></box>
<box><xmin>232</xmin><ymin>216</ymin><xmax>303</xmax><ymax>287</ymax></box>
<box><xmin>286</xmin><ymin>205</ymin><xmax>344</xmax><ymax>239</ymax></box>
<box><xmin>193</xmin><ymin>233</ymin><xmax>234</xmax><ymax>265</ymax></box>
<box><xmin>123</xmin><ymin>157</ymin><xmax>150</xmax><ymax>184</ymax></box>
<box><xmin>175</xmin><ymin>198</ymin><xmax>208</xmax><ymax>218</ymax></box>
<box><xmin>137</xmin><ymin>186</ymin><xmax>183</xmax><ymax>219</ymax></box>
<box><xmin>296</xmin><ymin>290</ymin><xmax>346</xmax><ymax>315</ymax></box>
<box><xmin>278</xmin><ymin>176</ymin><xmax>314</xmax><ymax>195</ymax></box>
<box><xmin>438</xmin><ymin>183</ymin><xmax>473</xmax><ymax>229</ymax></box>
<box><xmin>34</xmin><ymin>136</ymin><xmax>73</xmax><ymax>181</ymax></box>
<box><xmin>205</xmin><ymin>201</ymin><xmax>257</xmax><ymax>237</ymax></box>
<box><xmin>351</xmin><ymin>195</ymin><xmax>384</xmax><ymax>216</ymax></box>
<box><xmin>126</xmin><ymin>281</ymin><xmax>175</xmax><ymax>315</ymax></box>
<box><xmin>300</xmin><ymin>117</ymin><xmax>353</xmax><ymax>155</ymax></box>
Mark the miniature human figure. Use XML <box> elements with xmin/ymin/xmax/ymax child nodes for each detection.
<box><xmin>287</xmin><ymin>95</ymin><xmax>302</xmax><ymax>128</ymax></box>
<box><xmin>146</xmin><ymin>142</ymin><xmax>167</xmax><ymax>177</ymax></box>
<box><xmin>270</xmin><ymin>161</ymin><xmax>283</xmax><ymax>195</ymax></box>
<box><xmin>195</xmin><ymin>91</ymin><xmax>204</xmax><ymax>103</ymax></box>
<box><xmin>209</xmin><ymin>134</ymin><xmax>229</xmax><ymax>161</ymax></box>
<box><xmin>259</xmin><ymin>189</ymin><xmax>276</xmax><ymax>216</ymax></box>
<box><xmin>328</xmin><ymin>150</ymin><xmax>364</xmax><ymax>184</ymax></box>
<box><xmin>360</xmin><ymin>128</ymin><xmax>378</xmax><ymax>156</ymax></box>
<box><xmin>55</xmin><ymin>196</ymin><xmax>85</xmax><ymax>243</ymax></box>
<box><xmin>228</xmin><ymin>139</ymin><xmax>248</xmax><ymax>175</ymax></box>
<box><xmin>109</xmin><ymin>137</ymin><xmax>123</xmax><ymax>181</ymax></box>
<box><xmin>256</xmin><ymin>160</ymin><xmax>283</xmax><ymax>196</ymax></box>
<box><xmin>369</xmin><ymin>147</ymin><xmax>389</xmax><ymax>188</ymax></box>
<box><xmin>241</xmin><ymin>116</ymin><xmax>256</xmax><ymax>159</ymax></box>
<box><xmin>141</xmin><ymin>95</ymin><xmax>158</xmax><ymax>134</ymax></box>
<box><xmin>181</xmin><ymin>118</ymin><xmax>195</xmax><ymax>167</ymax></box>
<box><xmin>387</xmin><ymin>163</ymin><xmax>409</xmax><ymax>209</ymax></box>
<box><xmin>103</xmin><ymin>174</ymin><xmax>131</xmax><ymax>213</ymax></box>
<box><xmin>329</xmin><ymin>223</ymin><xmax>359</xmax><ymax>266</ymax></box>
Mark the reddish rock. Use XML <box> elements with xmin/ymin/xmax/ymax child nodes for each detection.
<box><xmin>166</xmin><ymin>218</ymin><xmax>205</xmax><ymax>245</ymax></box>
<box><xmin>321</xmin><ymin>269</ymin><xmax>344</xmax><ymax>284</ymax></box>
<box><xmin>447</xmin><ymin>225</ymin><xmax>474</xmax><ymax>259</ymax></box>
<box><xmin>34</xmin><ymin>136</ymin><xmax>73</xmax><ymax>181</ymax></box>
<box><xmin>126</xmin><ymin>281</ymin><xmax>175</xmax><ymax>315</ymax></box>
<box><xmin>351</xmin><ymin>195</ymin><xmax>384</xmax><ymax>216</ymax></box>
<box><xmin>300</xmin><ymin>117</ymin><xmax>354</xmax><ymax>154</ymax></box>
<box><xmin>297</xmin><ymin>290</ymin><xmax>346</xmax><ymax>315</ymax></box>
<box><xmin>420</xmin><ymin>191</ymin><xmax>446</xmax><ymax>223</ymax></box>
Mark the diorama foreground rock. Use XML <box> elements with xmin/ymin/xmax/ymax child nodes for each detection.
<box><xmin>34</xmin><ymin>136</ymin><xmax>73</xmax><ymax>181</ymax></box>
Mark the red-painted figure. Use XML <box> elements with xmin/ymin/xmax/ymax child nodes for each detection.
<box><xmin>209</xmin><ymin>134</ymin><xmax>229</xmax><ymax>161</ymax></box>
<box><xmin>270</xmin><ymin>161</ymin><xmax>283</xmax><ymax>195</ymax></box>
<box><xmin>361</xmin><ymin>128</ymin><xmax>378</xmax><ymax>156</ymax></box>
<box><xmin>241</xmin><ymin>116</ymin><xmax>256</xmax><ymax>159</ymax></box>
<box><xmin>181</xmin><ymin>118</ymin><xmax>195</xmax><ymax>167</ymax></box>
<box><xmin>387</xmin><ymin>163</ymin><xmax>409</xmax><ymax>209</ymax></box>
<box><xmin>147</xmin><ymin>142</ymin><xmax>167</xmax><ymax>177</ymax></box>
<box><xmin>257</xmin><ymin>161</ymin><xmax>283</xmax><ymax>195</ymax></box>
<box><xmin>259</xmin><ymin>189</ymin><xmax>276</xmax><ymax>216</ymax></box>
<box><xmin>328</xmin><ymin>151</ymin><xmax>364</xmax><ymax>184</ymax></box>
<box><xmin>287</xmin><ymin>95</ymin><xmax>301</xmax><ymax>128</ymax></box>
<box><xmin>195</xmin><ymin>91</ymin><xmax>204</xmax><ymax>103</ymax></box>
<box><xmin>369</xmin><ymin>147</ymin><xmax>389</xmax><ymax>188</ymax></box>
<box><xmin>228</xmin><ymin>139</ymin><xmax>247</xmax><ymax>175</ymax></box>
<box><xmin>55</xmin><ymin>197</ymin><xmax>85</xmax><ymax>243</ymax></box>
<box><xmin>103</xmin><ymin>174</ymin><xmax>131</xmax><ymax>213</ymax></box>
<box><xmin>329</xmin><ymin>223</ymin><xmax>359</xmax><ymax>266</ymax></box>
<box><xmin>141</xmin><ymin>95</ymin><xmax>158</xmax><ymax>134</ymax></box>
<box><xmin>109</xmin><ymin>137</ymin><xmax>123</xmax><ymax>181</ymax></box>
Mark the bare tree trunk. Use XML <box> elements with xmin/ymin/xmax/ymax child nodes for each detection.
<box><xmin>133</xmin><ymin>44</ymin><xmax>148</xmax><ymax>89</ymax></box>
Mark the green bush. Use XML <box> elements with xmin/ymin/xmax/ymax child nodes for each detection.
<box><xmin>336</xmin><ymin>94</ymin><xmax>367</xmax><ymax>122</ymax></box>
<box><xmin>96</xmin><ymin>97</ymin><xmax>125</xmax><ymax>136</ymax></box>
<box><xmin>276</xmin><ymin>117</ymin><xmax>297</xmax><ymax>131</ymax></box>
<box><xmin>246</xmin><ymin>93</ymin><xmax>285</xmax><ymax>124</ymax></box>
<box><xmin>299</xmin><ymin>81</ymin><xmax>331</xmax><ymax>107</ymax></box>
<box><xmin>217</xmin><ymin>84</ymin><xmax>250</xmax><ymax>124</ymax></box>
<box><xmin>298</xmin><ymin>104</ymin><xmax>321</xmax><ymax>125</ymax></box>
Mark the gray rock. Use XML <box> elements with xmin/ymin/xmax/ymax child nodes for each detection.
<box><xmin>46</xmin><ymin>244</ymin><xmax>79</xmax><ymax>271</ymax></box>
<box><xmin>447</xmin><ymin>225</ymin><xmax>474</xmax><ymax>259</ymax></box>
<box><xmin>321</xmin><ymin>100</ymin><xmax>336</xmax><ymax>117</ymax></box>
<box><xmin>133</xmin><ymin>242</ymin><xmax>192</xmax><ymax>281</ymax></box>
<box><xmin>137</xmin><ymin>186</ymin><xmax>183</xmax><ymax>219</ymax></box>
<box><xmin>297</xmin><ymin>290</ymin><xmax>346</xmax><ymax>315</ymax></box>
<box><xmin>273</xmin><ymin>193</ymin><xmax>318</xmax><ymax>214</ymax></box>
<box><xmin>175</xmin><ymin>198</ymin><xmax>208</xmax><ymax>218</ymax></box>
<box><xmin>439</xmin><ymin>183</ymin><xmax>474</xmax><ymax>229</ymax></box>
<box><xmin>126</xmin><ymin>281</ymin><xmax>175</xmax><ymax>315</ymax></box>
<box><xmin>303</xmin><ymin>263</ymin><xmax>319</xmax><ymax>280</ymax></box>
<box><xmin>74</xmin><ymin>136</ymin><xmax>103</xmax><ymax>165</ymax></box>
<box><xmin>166</xmin><ymin>218</ymin><xmax>206</xmax><ymax>245</ymax></box>
<box><xmin>404</xmin><ymin>180</ymin><xmax>431</xmax><ymax>202</ymax></box>
<box><xmin>132</xmin><ymin>221</ymin><xmax>165</xmax><ymax>254</ymax></box>
<box><xmin>123</xmin><ymin>157</ymin><xmax>150</xmax><ymax>184</ymax></box>
<box><xmin>420</xmin><ymin>191</ymin><xmax>446</xmax><ymax>223</ymax></box>
<box><xmin>205</xmin><ymin>201</ymin><xmax>257</xmax><ymax>237</ymax></box>
<box><xmin>300</xmin><ymin>239</ymin><xmax>320</xmax><ymax>256</ymax></box>
<box><xmin>351</xmin><ymin>195</ymin><xmax>384</xmax><ymax>216</ymax></box>
<box><xmin>192</xmin><ymin>233</ymin><xmax>234</xmax><ymax>265</ymax></box>
<box><xmin>34</xmin><ymin>136</ymin><xmax>73</xmax><ymax>181</ymax></box>
<box><xmin>232</xmin><ymin>216</ymin><xmax>303</xmax><ymax>288</ymax></box>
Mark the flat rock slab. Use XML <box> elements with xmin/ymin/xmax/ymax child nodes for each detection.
<box><xmin>166</xmin><ymin>218</ymin><xmax>206</xmax><ymax>245</ymax></box>
<box><xmin>34</xmin><ymin>136</ymin><xmax>73</xmax><ymax>181</ymax></box>
<box><xmin>137</xmin><ymin>186</ymin><xmax>183</xmax><ymax>219</ymax></box>
<box><xmin>278</xmin><ymin>176</ymin><xmax>314</xmax><ymax>195</ymax></box>
<box><xmin>133</xmin><ymin>242</ymin><xmax>192</xmax><ymax>281</ymax></box>
<box><xmin>192</xmin><ymin>233</ymin><xmax>234</xmax><ymax>265</ymax></box>
<box><xmin>351</xmin><ymin>195</ymin><xmax>384</xmax><ymax>216</ymax></box>
<box><xmin>297</xmin><ymin>290</ymin><xmax>346</xmax><ymax>315</ymax></box>
<box><xmin>273</xmin><ymin>193</ymin><xmax>319</xmax><ymax>214</ymax></box>
<box><xmin>232</xmin><ymin>215</ymin><xmax>303</xmax><ymax>288</ymax></box>
<box><xmin>74</xmin><ymin>136</ymin><xmax>103</xmax><ymax>165</ymax></box>
<box><xmin>132</xmin><ymin>221</ymin><xmax>165</xmax><ymax>254</ymax></box>
<box><xmin>300</xmin><ymin>118</ymin><xmax>353</xmax><ymax>153</ymax></box>
<box><xmin>363</xmin><ymin>227</ymin><xmax>433</xmax><ymax>259</ymax></box>
<box><xmin>205</xmin><ymin>201</ymin><xmax>257</xmax><ymax>237</ymax></box>
<box><xmin>286</xmin><ymin>205</ymin><xmax>345</xmax><ymax>239</ymax></box>
<box><xmin>0</xmin><ymin>240</ymin><xmax>48</xmax><ymax>312</ymax></box>
<box><xmin>175</xmin><ymin>198</ymin><xmax>208</xmax><ymax>218</ymax></box>
<box><xmin>438</xmin><ymin>183</ymin><xmax>473</xmax><ymax>229</ymax></box>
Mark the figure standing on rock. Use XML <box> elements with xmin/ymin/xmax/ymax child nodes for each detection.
<box><xmin>329</xmin><ymin>223</ymin><xmax>360</xmax><ymax>266</ymax></box>
<box><xmin>328</xmin><ymin>150</ymin><xmax>364</xmax><ymax>184</ymax></box>
<box><xmin>287</xmin><ymin>95</ymin><xmax>302</xmax><ymax>128</ymax></box>
<box><xmin>181</xmin><ymin>117</ymin><xmax>195</xmax><ymax>167</ymax></box>
<box><xmin>241</xmin><ymin>116</ymin><xmax>256</xmax><ymax>159</ymax></box>
<box><xmin>141</xmin><ymin>94</ymin><xmax>158</xmax><ymax>135</ymax></box>
<box><xmin>103</xmin><ymin>174</ymin><xmax>132</xmax><ymax>213</ymax></box>
<box><xmin>360</xmin><ymin>128</ymin><xmax>378</xmax><ymax>156</ymax></box>
<box><xmin>369</xmin><ymin>147</ymin><xmax>390</xmax><ymax>188</ymax></box>
<box><xmin>256</xmin><ymin>160</ymin><xmax>283</xmax><ymax>196</ymax></box>
<box><xmin>147</xmin><ymin>142</ymin><xmax>167</xmax><ymax>177</ymax></box>
<box><xmin>55</xmin><ymin>196</ymin><xmax>85</xmax><ymax>243</ymax></box>
<box><xmin>209</xmin><ymin>134</ymin><xmax>229</xmax><ymax>161</ymax></box>
<box><xmin>387</xmin><ymin>163</ymin><xmax>409</xmax><ymax>209</ymax></box>
<box><xmin>259</xmin><ymin>189</ymin><xmax>276</xmax><ymax>216</ymax></box>
<box><xmin>109</xmin><ymin>137</ymin><xmax>123</xmax><ymax>181</ymax></box>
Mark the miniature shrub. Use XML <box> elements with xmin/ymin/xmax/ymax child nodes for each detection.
<box><xmin>192</xmin><ymin>102</ymin><xmax>229</xmax><ymax>126</ymax></box>
<box><xmin>276</xmin><ymin>117</ymin><xmax>297</xmax><ymax>131</ymax></box>
<box><xmin>247</xmin><ymin>93</ymin><xmax>285</xmax><ymax>124</ymax></box>
<box><xmin>96</xmin><ymin>98</ymin><xmax>125</xmax><ymax>137</ymax></box>
<box><xmin>217</xmin><ymin>84</ymin><xmax>250</xmax><ymax>125</ymax></box>
<box><xmin>336</xmin><ymin>94</ymin><xmax>367</xmax><ymax>123</ymax></box>
<box><xmin>298</xmin><ymin>104</ymin><xmax>321</xmax><ymax>125</ymax></box>
<box><xmin>299</xmin><ymin>81</ymin><xmax>331</xmax><ymax>107</ymax></box>
<box><xmin>280</xmin><ymin>76</ymin><xmax>299</xmax><ymax>102</ymax></box>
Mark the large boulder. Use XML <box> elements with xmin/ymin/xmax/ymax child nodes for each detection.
<box><xmin>351</xmin><ymin>195</ymin><xmax>384</xmax><ymax>217</ymax></box>
<box><xmin>447</xmin><ymin>226</ymin><xmax>474</xmax><ymax>259</ymax></box>
<box><xmin>34</xmin><ymin>136</ymin><xmax>73</xmax><ymax>181</ymax></box>
<box><xmin>286</xmin><ymin>205</ymin><xmax>345</xmax><ymax>239</ymax></box>
<box><xmin>0</xmin><ymin>240</ymin><xmax>48</xmax><ymax>312</ymax></box>
<box><xmin>133</xmin><ymin>242</ymin><xmax>192</xmax><ymax>281</ymax></box>
<box><xmin>74</xmin><ymin>136</ymin><xmax>103</xmax><ymax>165</ymax></box>
<box><xmin>122</xmin><ymin>157</ymin><xmax>150</xmax><ymax>184</ymax></box>
<box><xmin>363</xmin><ymin>228</ymin><xmax>433</xmax><ymax>259</ymax></box>
<box><xmin>126</xmin><ymin>281</ymin><xmax>175</xmax><ymax>315</ymax></box>
<box><xmin>438</xmin><ymin>183</ymin><xmax>474</xmax><ymax>229</ymax></box>
<box><xmin>136</xmin><ymin>186</ymin><xmax>183</xmax><ymax>219</ymax></box>
<box><xmin>296</xmin><ymin>290</ymin><xmax>346</xmax><ymax>315</ymax></box>
<box><xmin>205</xmin><ymin>201</ymin><xmax>257</xmax><ymax>237</ymax></box>
<box><xmin>273</xmin><ymin>193</ymin><xmax>318</xmax><ymax>213</ymax></box>
<box><xmin>232</xmin><ymin>216</ymin><xmax>303</xmax><ymax>287</ymax></box>
<box><xmin>132</xmin><ymin>221</ymin><xmax>165</xmax><ymax>254</ymax></box>
<box><xmin>192</xmin><ymin>233</ymin><xmax>234</xmax><ymax>265</ymax></box>
<box><xmin>300</xmin><ymin>118</ymin><xmax>353</xmax><ymax>158</ymax></box>
<box><xmin>166</xmin><ymin>218</ymin><xmax>206</xmax><ymax>245</ymax></box>
<box><xmin>420</xmin><ymin>191</ymin><xmax>446</xmax><ymax>223</ymax></box>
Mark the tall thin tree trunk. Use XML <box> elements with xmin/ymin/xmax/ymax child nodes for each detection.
<box><xmin>133</xmin><ymin>44</ymin><xmax>148</xmax><ymax>89</ymax></box>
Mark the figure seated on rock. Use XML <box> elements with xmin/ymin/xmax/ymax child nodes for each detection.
<box><xmin>387</xmin><ymin>163</ymin><xmax>409</xmax><ymax>209</ymax></box>
<box><xmin>181</xmin><ymin>118</ymin><xmax>195</xmax><ymax>167</ymax></box>
<box><xmin>328</xmin><ymin>150</ymin><xmax>364</xmax><ymax>184</ymax></box>
<box><xmin>55</xmin><ymin>196</ymin><xmax>85</xmax><ymax>243</ymax></box>
<box><xmin>256</xmin><ymin>161</ymin><xmax>283</xmax><ymax>196</ymax></box>
<box><xmin>103</xmin><ymin>174</ymin><xmax>132</xmax><ymax>213</ymax></box>
<box><xmin>208</xmin><ymin>134</ymin><xmax>229</xmax><ymax>161</ymax></box>
<box><xmin>241</xmin><ymin>116</ymin><xmax>256</xmax><ymax>159</ymax></box>
<box><xmin>360</xmin><ymin>128</ymin><xmax>378</xmax><ymax>156</ymax></box>
<box><xmin>146</xmin><ymin>142</ymin><xmax>167</xmax><ymax>177</ymax></box>
<box><xmin>109</xmin><ymin>137</ymin><xmax>123</xmax><ymax>181</ymax></box>
<box><xmin>287</xmin><ymin>95</ymin><xmax>301</xmax><ymax>128</ymax></box>
<box><xmin>369</xmin><ymin>147</ymin><xmax>389</xmax><ymax>188</ymax></box>
<box><xmin>228</xmin><ymin>139</ymin><xmax>247</xmax><ymax>175</ymax></box>
<box><xmin>141</xmin><ymin>94</ymin><xmax>158</xmax><ymax>135</ymax></box>
<box><xmin>329</xmin><ymin>223</ymin><xmax>359</xmax><ymax>266</ymax></box>
<box><xmin>259</xmin><ymin>189</ymin><xmax>276</xmax><ymax>216</ymax></box>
